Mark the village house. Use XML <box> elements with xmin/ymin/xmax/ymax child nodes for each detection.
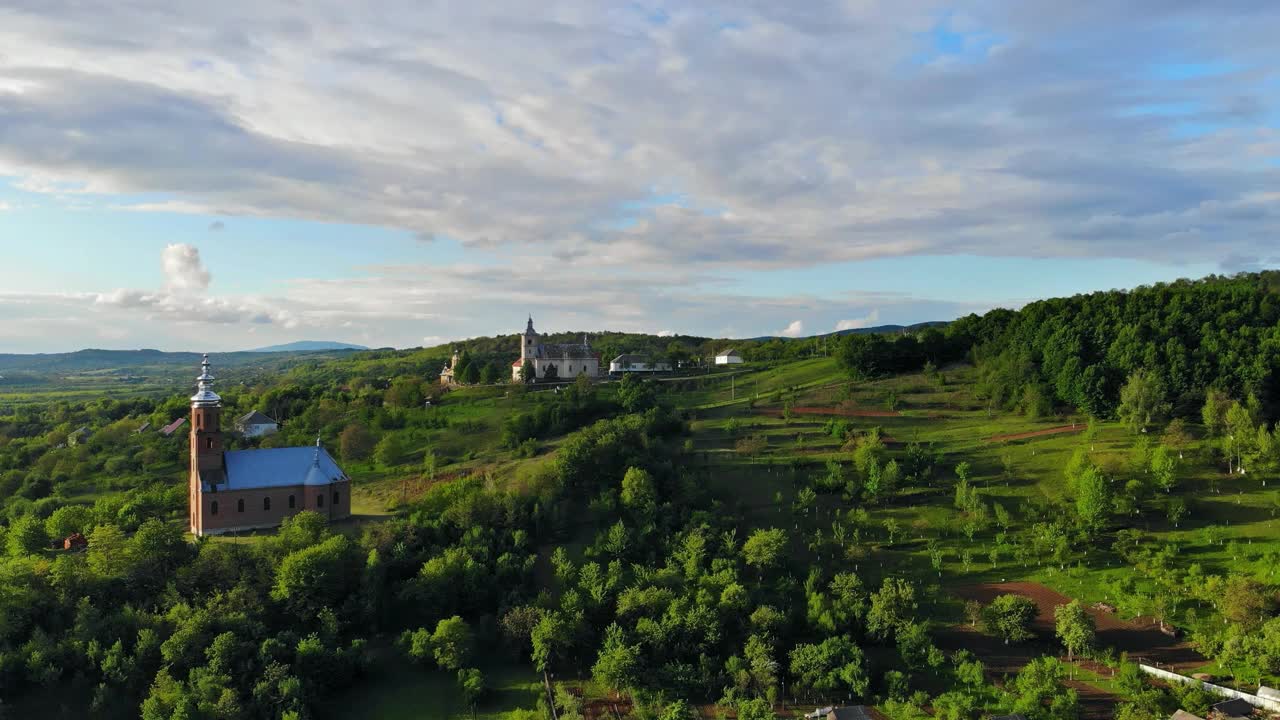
<box><xmin>160</xmin><ymin>417</ymin><xmax>186</xmax><ymax>437</ymax></box>
<box><xmin>511</xmin><ymin>317</ymin><xmax>600</xmax><ymax>382</ymax></box>
<box><xmin>715</xmin><ymin>348</ymin><xmax>744</xmax><ymax>365</ymax></box>
<box><xmin>187</xmin><ymin>355</ymin><xmax>351</xmax><ymax>536</ymax></box>
<box><xmin>608</xmin><ymin>354</ymin><xmax>672</xmax><ymax>373</ymax></box>
<box><xmin>235</xmin><ymin>410</ymin><xmax>280</xmax><ymax>438</ymax></box>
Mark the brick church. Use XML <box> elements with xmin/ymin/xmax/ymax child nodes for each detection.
<box><xmin>188</xmin><ymin>355</ymin><xmax>351</xmax><ymax>536</ymax></box>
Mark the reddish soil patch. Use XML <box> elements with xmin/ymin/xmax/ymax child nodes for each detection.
<box><xmin>985</xmin><ymin>424</ymin><xmax>1086</xmax><ymax>443</ymax></box>
<box><xmin>954</xmin><ymin>582</ymin><xmax>1205</xmax><ymax>669</ymax></box>
<box><xmin>935</xmin><ymin>625</ymin><xmax>1117</xmax><ymax>720</ymax></box>
<box><xmin>583</xmin><ymin>697</ymin><xmax>633</xmax><ymax>720</ymax></box>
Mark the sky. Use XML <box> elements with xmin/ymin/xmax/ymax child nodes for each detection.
<box><xmin>0</xmin><ymin>2</ymin><xmax>1277</xmax><ymax>353</ymax></box>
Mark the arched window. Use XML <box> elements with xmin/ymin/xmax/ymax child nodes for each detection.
<box><xmin>264</xmin><ymin>497</ymin><xmax>271</xmax><ymax>511</ymax></box>
<box><xmin>211</xmin><ymin>501</ymin><xmax>219</xmax><ymax>515</ymax></box>
<box><xmin>206</xmin><ymin>438</ymin><xmax>214</xmax><ymax>450</ymax></box>
<box><xmin>317</xmin><ymin>494</ymin><xmax>325</xmax><ymax>508</ymax></box>
<box><xmin>288</xmin><ymin>495</ymin><xmax>296</xmax><ymax>509</ymax></box>
<box><xmin>237</xmin><ymin>498</ymin><xmax>245</xmax><ymax>513</ymax></box>
<box><xmin>332</xmin><ymin>490</ymin><xmax>339</xmax><ymax>505</ymax></box>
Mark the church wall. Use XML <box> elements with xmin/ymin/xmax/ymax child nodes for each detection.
<box><xmin>194</xmin><ymin>480</ymin><xmax>351</xmax><ymax>536</ymax></box>
<box><xmin>532</xmin><ymin>356</ymin><xmax>600</xmax><ymax>379</ymax></box>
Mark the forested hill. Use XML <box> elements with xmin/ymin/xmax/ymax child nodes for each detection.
<box><xmin>838</xmin><ymin>271</ymin><xmax>1280</xmax><ymax>420</ymax></box>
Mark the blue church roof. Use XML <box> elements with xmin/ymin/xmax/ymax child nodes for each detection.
<box><xmin>220</xmin><ymin>446</ymin><xmax>348</xmax><ymax>490</ymax></box>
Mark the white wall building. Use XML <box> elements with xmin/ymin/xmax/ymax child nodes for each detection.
<box><xmin>714</xmin><ymin>348</ymin><xmax>744</xmax><ymax>365</ymax></box>
<box><xmin>512</xmin><ymin>317</ymin><xmax>601</xmax><ymax>382</ymax></box>
<box><xmin>609</xmin><ymin>354</ymin><xmax>673</xmax><ymax>373</ymax></box>
<box><xmin>235</xmin><ymin>410</ymin><xmax>280</xmax><ymax>438</ymax></box>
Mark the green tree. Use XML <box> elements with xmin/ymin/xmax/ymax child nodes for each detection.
<box><xmin>1074</xmin><ymin>467</ymin><xmax>1110</xmax><ymax>535</ymax></box>
<box><xmin>1117</xmin><ymin>370</ymin><xmax>1171</xmax><ymax>432</ymax></box>
<box><xmin>45</xmin><ymin>505</ymin><xmax>94</xmax><ymax>540</ymax></box>
<box><xmin>87</xmin><ymin>523</ymin><xmax>129</xmax><ymax>576</ymax></box>
<box><xmin>620</xmin><ymin>467</ymin><xmax>657</xmax><ymax>517</ymax></box>
<box><xmin>422</xmin><ymin>449</ymin><xmax>438</xmax><ymax>482</ymax></box>
<box><xmin>618</xmin><ymin>373</ymin><xmax>657</xmax><ymax>413</ymax></box>
<box><xmin>1150</xmin><ymin>446</ymin><xmax>1177</xmax><ymax>493</ymax></box>
<box><xmin>339</xmin><ymin>423</ymin><xmax>375</xmax><ymax>462</ymax></box>
<box><xmin>384</xmin><ymin>377</ymin><xmax>425</xmax><ymax>408</ymax></box>
<box><xmin>867</xmin><ymin>577</ymin><xmax>917</xmax><ymax>641</ymax></box>
<box><xmin>8</xmin><ymin>513</ymin><xmax>48</xmax><ymax>555</ymax></box>
<box><xmin>982</xmin><ymin>594</ymin><xmax>1037</xmax><ymax>644</ymax></box>
<box><xmin>742</xmin><ymin>528</ymin><xmax>788</xmax><ymax>574</ymax></box>
<box><xmin>592</xmin><ymin>623</ymin><xmax>640</xmax><ymax>695</ymax></box>
<box><xmin>271</xmin><ymin>535</ymin><xmax>360</xmax><ymax>615</ymax></box>
<box><xmin>375</xmin><ymin>432</ymin><xmax>410</xmax><ymax>468</ymax></box>
<box><xmin>788</xmin><ymin>635</ymin><xmax>869</xmax><ymax>701</ymax></box>
<box><xmin>1054</xmin><ymin>601</ymin><xmax>1095</xmax><ymax>664</ymax></box>
<box><xmin>1202</xmin><ymin>389</ymin><xmax>1230</xmax><ymax>438</ymax></box>
<box><xmin>458</xmin><ymin>668</ymin><xmax>485</xmax><ymax>713</ymax></box>
<box><xmin>531</xmin><ymin>611</ymin><xmax>571</xmax><ymax>672</ymax></box>
<box><xmin>431</xmin><ymin>616</ymin><xmax>474</xmax><ymax>671</ymax></box>
<box><xmin>1009</xmin><ymin>656</ymin><xmax>1077</xmax><ymax>720</ymax></box>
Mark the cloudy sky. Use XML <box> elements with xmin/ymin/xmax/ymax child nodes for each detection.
<box><xmin>1</xmin><ymin>2</ymin><xmax>1277</xmax><ymax>353</ymax></box>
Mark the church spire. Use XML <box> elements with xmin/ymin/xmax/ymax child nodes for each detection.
<box><xmin>190</xmin><ymin>354</ymin><xmax>222</xmax><ymax>407</ymax></box>
<box><xmin>526</xmin><ymin>315</ymin><xmax>536</xmax><ymax>334</ymax></box>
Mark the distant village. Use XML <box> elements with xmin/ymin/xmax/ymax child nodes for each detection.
<box><xmin>439</xmin><ymin>316</ymin><xmax>744</xmax><ymax>388</ymax></box>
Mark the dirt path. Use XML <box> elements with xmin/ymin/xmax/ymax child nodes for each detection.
<box><xmin>779</xmin><ymin>406</ymin><xmax>903</xmax><ymax>418</ymax></box>
<box><xmin>985</xmin><ymin>424</ymin><xmax>1086</xmax><ymax>443</ymax></box>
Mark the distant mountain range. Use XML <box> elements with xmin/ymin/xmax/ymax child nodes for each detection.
<box><xmin>247</xmin><ymin>341</ymin><xmax>369</xmax><ymax>353</ymax></box>
<box><xmin>747</xmin><ymin>321</ymin><xmax>947</xmax><ymax>341</ymax></box>
<box><xmin>0</xmin><ymin>345</ymin><xmax>369</xmax><ymax>383</ymax></box>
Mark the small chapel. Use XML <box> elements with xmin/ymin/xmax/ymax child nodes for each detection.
<box><xmin>511</xmin><ymin>316</ymin><xmax>600</xmax><ymax>382</ymax></box>
<box><xmin>187</xmin><ymin>355</ymin><xmax>351</xmax><ymax>536</ymax></box>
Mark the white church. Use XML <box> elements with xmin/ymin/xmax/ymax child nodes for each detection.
<box><xmin>511</xmin><ymin>317</ymin><xmax>601</xmax><ymax>382</ymax></box>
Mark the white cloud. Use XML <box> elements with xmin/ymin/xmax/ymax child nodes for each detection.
<box><xmin>656</xmin><ymin>330</ymin><xmax>675</xmax><ymax>337</ymax></box>
<box><xmin>779</xmin><ymin>320</ymin><xmax>805</xmax><ymax>338</ymax></box>
<box><xmin>0</xmin><ymin>1</ymin><xmax>1273</xmax><ymax>276</ymax></box>
<box><xmin>836</xmin><ymin>310</ymin><xmax>881</xmax><ymax>331</ymax></box>
<box><xmin>161</xmin><ymin>243</ymin><xmax>211</xmax><ymax>292</ymax></box>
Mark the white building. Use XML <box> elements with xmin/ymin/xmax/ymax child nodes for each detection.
<box><xmin>235</xmin><ymin>410</ymin><xmax>280</xmax><ymax>438</ymax></box>
<box><xmin>512</xmin><ymin>317</ymin><xmax>601</xmax><ymax>382</ymax></box>
<box><xmin>715</xmin><ymin>348</ymin><xmax>744</xmax><ymax>365</ymax></box>
<box><xmin>609</xmin><ymin>354</ymin><xmax>672</xmax><ymax>373</ymax></box>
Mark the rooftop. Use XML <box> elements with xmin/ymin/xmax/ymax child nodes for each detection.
<box><xmin>236</xmin><ymin>410</ymin><xmax>278</xmax><ymax>426</ymax></box>
<box><xmin>208</xmin><ymin>445</ymin><xmax>348</xmax><ymax>491</ymax></box>
<box><xmin>539</xmin><ymin>343</ymin><xmax>596</xmax><ymax>360</ymax></box>
<box><xmin>1211</xmin><ymin>699</ymin><xmax>1255</xmax><ymax>719</ymax></box>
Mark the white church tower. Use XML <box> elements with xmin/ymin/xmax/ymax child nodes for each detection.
<box><xmin>521</xmin><ymin>316</ymin><xmax>540</xmax><ymax>363</ymax></box>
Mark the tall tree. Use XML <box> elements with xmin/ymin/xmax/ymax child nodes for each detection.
<box><xmin>1054</xmin><ymin>601</ymin><xmax>1096</xmax><ymax>664</ymax></box>
<box><xmin>1117</xmin><ymin>370</ymin><xmax>1171</xmax><ymax>432</ymax></box>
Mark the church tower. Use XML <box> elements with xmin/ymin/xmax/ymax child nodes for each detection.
<box><xmin>189</xmin><ymin>355</ymin><xmax>223</xmax><ymax>533</ymax></box>
<box><xmin>521</xmin><ymin>316</ymin><xmax>540</xmax><ymax>363</ymax></box>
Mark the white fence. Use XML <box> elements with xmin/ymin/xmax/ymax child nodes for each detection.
<box><xmin>1139</xmin><ymin>665</ymin><xmax>1280</xmax><ymax>714</ymax></box>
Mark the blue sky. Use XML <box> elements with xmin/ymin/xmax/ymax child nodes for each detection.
<box><xmin>0</xmin><ymin>2</ymin><xmax>1276</xmax><ymax>352</ymax></box>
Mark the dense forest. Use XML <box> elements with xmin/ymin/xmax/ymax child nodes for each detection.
<box><xmin>837</xmin><ymin>272</ymin><xmax>1280</xmax><ymax>421</ymax></box>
